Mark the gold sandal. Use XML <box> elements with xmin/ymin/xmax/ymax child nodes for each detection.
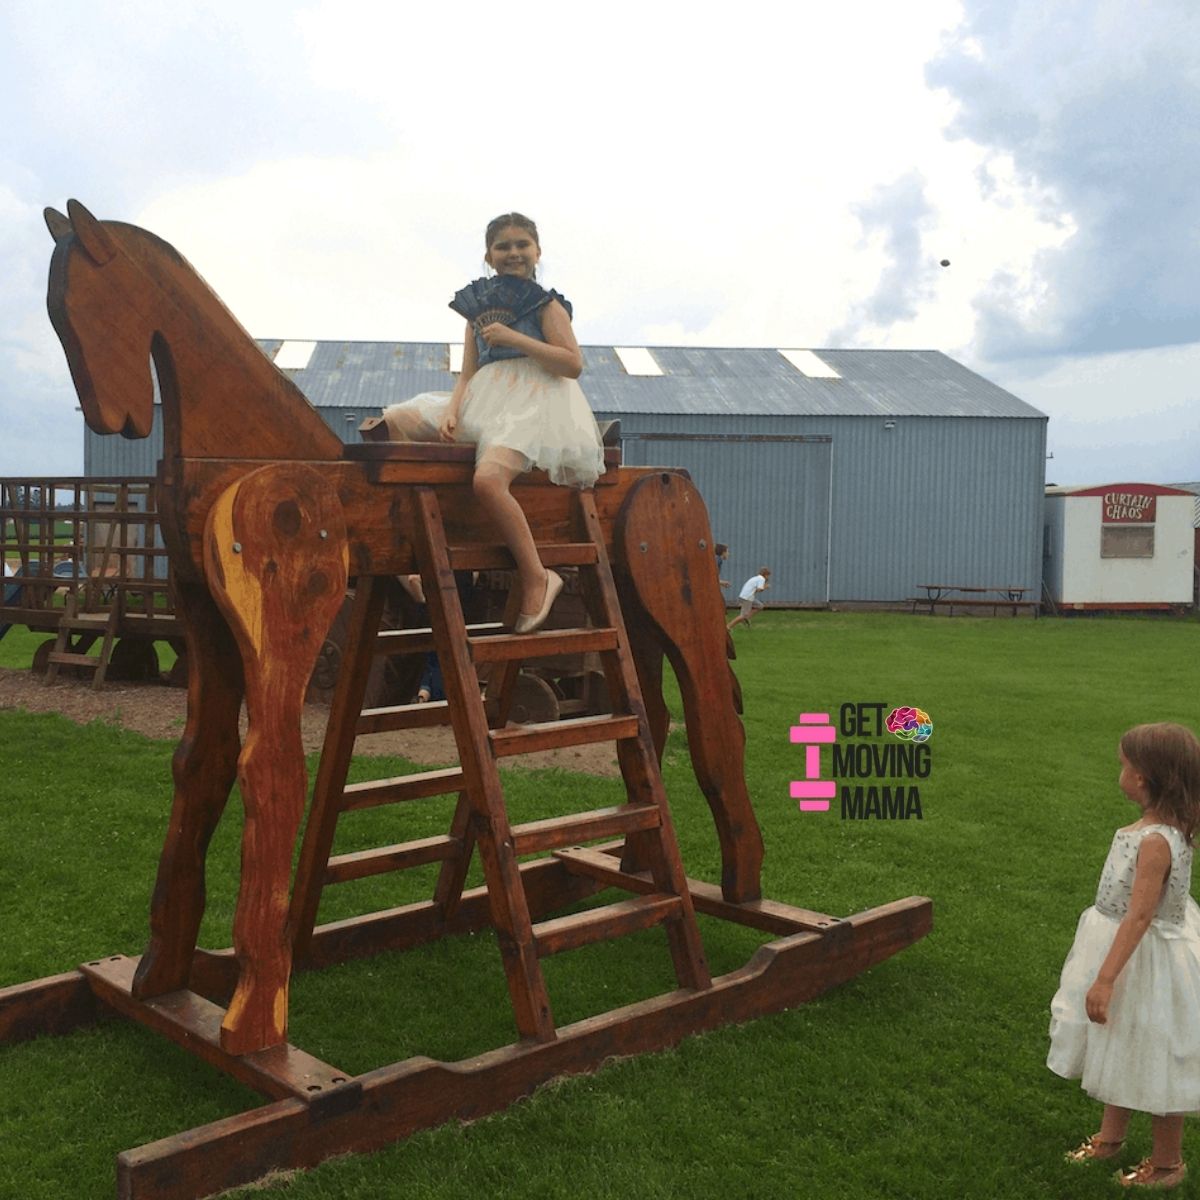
<box><xmin>1117</xmin><ymin>1159</ymin><xmax>1187</xmax><ymax>1189</ymax></box>
<box><xmin>1065</xmin><ymin>1134</ymin><xmax>1124</xmax><ymax>1162</ymax></box>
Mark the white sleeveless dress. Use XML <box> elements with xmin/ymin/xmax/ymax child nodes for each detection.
<box><xmin>1048</xmin><ymin>823</ymin><xmax>1200</xmax><ymax>1114</ymax></box>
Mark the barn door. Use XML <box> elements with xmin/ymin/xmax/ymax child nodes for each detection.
<box><xmin>618</xmin><ymin>434</ymin><xmax>833</xmax><ymax>606</ymax></box>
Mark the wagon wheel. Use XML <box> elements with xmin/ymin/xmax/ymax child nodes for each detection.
<box><xmin>579</xmin><ymin>668</ymin><xmax>610</xmax><ymax>716</ymax></box>
<box><xmin>506</xmin><ymin>671</ymin><xmax>561</xmax><ymax>725</ymax></box>
<box><xmin>509</xmin><ymin>672</ymin><xmax>560</xmax><ymax>725</ymax></box>
<box><xmin>31</xmin><ymin>638</ymin><xmax>56</xmax><ymax>675</ymax></box>
<box><xmin>30</xmin><ymin>633</ymin><xmax>91</xmax><ymax>681</ymax></box>
<box><xmin>307</xmin><ymin>594</ymin><xmax>352</xmax><ymax>704</ymax></box>
<box><xmin>306</xmin><ymin>585</ymin><xmax>424</xmax><ymax>707</ymax></box>
<box><xmin>31</xmin><ymin>637</ymin><xmax>91</xmax><ymax>679</ymax></box>
<box><xmin>106</xmin><ymin>637</ymin><xmax>160</xmax><ymax>682</ymax></box>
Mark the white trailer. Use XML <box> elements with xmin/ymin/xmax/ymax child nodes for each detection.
<box><xmin>1043</xmin><ymin>482</ymin><xmax>1195</xmax><ymax>610</ymax></box>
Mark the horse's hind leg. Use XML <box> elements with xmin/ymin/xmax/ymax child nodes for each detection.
<box><xmin>204</xmin><ymin>464</ymin><xmax>348</xmax><ymax>1054</ymax></box>
<box><xmin>614</xmin><ymin>472</ymin><xmax>764</xmax><ymax>903</ymax></box>
<box><xmin>133</xmin><ymin>578</ymin><xmax>243</xmax><ymax>999</ymax></box>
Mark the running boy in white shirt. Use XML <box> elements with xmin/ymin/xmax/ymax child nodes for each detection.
<box><xmin>727</xmin><ymin>567</ymin><xmax>771</xmax><ymax>631</ymax></box>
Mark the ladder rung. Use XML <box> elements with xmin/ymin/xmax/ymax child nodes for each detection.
<box><xmin>447</xmin><ymin>543</ymin><xmax>598</xmax><ymax>571</ymax></box>
<box><xmin>357</xmin><ymin>700</ymin><xmax>452</xmax><ymax>735</ymax></box>
<box><xmin>375</xmin><ymin>622</ymin><xmax>505</xmax><ymax>656</ymax></box>
<box><xmin>342</xmin><ymin>767</ymin><xmax>466</xmax><ymax>812</ymax></box>
<box><xmin>469</xmin><ymin>627</ymin><xmax>618</xmax><ymax>664</ymax></box>
<box><xmin>490</xmin><ymin>714</ymin><xmax>639</xmax><ymax>758</ymax></box>
<box><xmin>511</xmin><ymin>803</ymin><xmax>661</xmax><ymax>856</ymax></box>
<box><xmin>47</xmin><ymin>652</ymin><xmax>101</xmax><ymax>668</ymax></box>
<box><xmin>532</xmin><ymin>894</ymin><xmax>683</xmax><ymax>957</ymax></box>
<box><xmin>325</xmin><ymin>835</ymin><xmax>461</xmax><ymax>884</ymax></box>
<box><xmin>62</xmin><ymin>614</ymin><xmax>111</xmax><ymax>628</ymax></box>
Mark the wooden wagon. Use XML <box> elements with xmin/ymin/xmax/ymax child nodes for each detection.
<box><xmin>0</xmin><ymin>475</ymin><xmax>180</xmax><ymax>684</ymax></box>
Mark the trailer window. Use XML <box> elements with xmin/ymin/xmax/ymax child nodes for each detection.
<box><xmin>1100</xmin><ymin>525</ymin><xmax>1154</xmax><ymax>558</ymax></box>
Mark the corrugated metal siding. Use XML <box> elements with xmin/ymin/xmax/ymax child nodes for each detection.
<box><xmin>605</xmin><ymin>411</ymin><xmax>1045</xmax><ymax>604</ymax></box>
<box><xmin>822</xmin><ymin>415</ymin><xmax>1046</xmax><ymax>600</ymax></box>
<box><xmin>1043</xmin><ymin>496</ymin><xmax>1067</xmax><ymax>601</ymax></box>
<box><xmin>620</xmin><ymin>425</ymin><xmax>832</xmax><ymax>604</ymax></box>
<box><xmin>85</xmin><ymin>422</ymin><xmax>164</xmax><ymax>477</ymax></box>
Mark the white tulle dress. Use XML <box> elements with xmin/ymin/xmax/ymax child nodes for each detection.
<box><xmin>381</xmin><ymin>357</ymin><xmax>604</xmax><ymax>489</ymax></box>
<box><xmin>1048</xmin><ymin>823</ymin><xmax>1200</xmax><ymax>1115</ymax></box>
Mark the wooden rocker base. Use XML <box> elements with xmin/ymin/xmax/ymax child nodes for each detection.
<box><xmin>1</xmin><ymin>859</ymin><xmax>931</xmax><ymax>1200</ymax></box>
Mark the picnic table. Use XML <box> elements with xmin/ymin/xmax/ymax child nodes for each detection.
<box><xmin>910</xmin><ymin>584</ymin><xmax>1039</xmax><ymax>617</ymax></box>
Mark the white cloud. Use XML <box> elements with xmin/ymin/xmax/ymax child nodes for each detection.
<box><xmin>928</xmin><ymin>0</ymin><xmax>1200</xmax><ymax>358</ymax></box>
<box><xmin>136</xmin><ymin>158</ymin><xmax>475</xmax><ymax>343</ymax></box>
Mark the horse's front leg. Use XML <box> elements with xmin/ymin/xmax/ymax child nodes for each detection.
<box><xmin>132</xmin><ymin>577</ymin><xmax>243</xmax><ymax>999</ymax></box>
<box><xmin>203</xmin><ymin>465</ymin><xmax>348</xmax><ymax>1055</ymax></box>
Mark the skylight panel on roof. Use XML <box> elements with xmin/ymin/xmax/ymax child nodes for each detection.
<box><xmin>274</xmin><ymin>340</ymin><xmax>317</xmax><ymax>370</ymax></box>
<box><xmin>614</xmin><ymin>347</ymin><xmax>663</xmax><ymax>376</ymax></box>
<box><xmin>449</xmin><ymin>343</ymin><xmax>464</xmax><ymax>373</ymax></box>
<box><xmin>778</xmin><ymin>349</ymin><xmax>841</xmax><ymax>379</ymax></box>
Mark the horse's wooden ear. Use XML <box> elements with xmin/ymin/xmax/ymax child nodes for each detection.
<box><xmin>66</xmin><ymin>198</ymin><xmax>117</xmax><ymax>265</ymax></box>
<box><xmin>44</xmin><ymin>207</ymin><xmax>72</xmax><ymax>241</ymax></box>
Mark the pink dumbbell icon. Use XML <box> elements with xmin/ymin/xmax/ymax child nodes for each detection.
<box><xmin>790</xmin><ymin>712</ymin><xmax>836</xmax><ymax>813</ymax></box>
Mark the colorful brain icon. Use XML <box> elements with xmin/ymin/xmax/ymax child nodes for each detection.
<box><xmin>886</xmin><ymin>706</ymin><xmax>933</xmax><ymax>743</ymax></box>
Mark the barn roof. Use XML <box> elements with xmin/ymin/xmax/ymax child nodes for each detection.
<box><xmin>256</xmin><ymin>340</ymin><xmax>1045</xmax><ymax>420</ymax></box>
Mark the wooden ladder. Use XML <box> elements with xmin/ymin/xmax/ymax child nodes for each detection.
<box><xmin>45</xmin><ymin>589</ymin><xmax>120</xmax><ymax>689</ymax></box>
<box><xmin>289</xmin><ymin>485</ymin><xmax>711</xmax><ymax>1041</ymax></box>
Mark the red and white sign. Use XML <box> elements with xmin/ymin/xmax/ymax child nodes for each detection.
<box><xmin>1066</xmin><ymin>482</ymin><xmax>1192</xmax><ymax>524</ymax></box>
<box><xmin>1101</xmin><ymin>490</ymin><xmax>1156</xmax><ymax>523</ymax></box>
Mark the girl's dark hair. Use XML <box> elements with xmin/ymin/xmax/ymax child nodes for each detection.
<box><xmin>1121</xmin><ymin>723</ymin><xmax>1200</xmax><ymax>843</ymax></box>
<box><xmin>714</xmin><ymin>543</ymin><xmax>728</xmax><ymax>557</ymax></box>
<box><xmin>485</xmin><ymin>212</ymin><xmax>539</xmax><ymax>251</ymax></box>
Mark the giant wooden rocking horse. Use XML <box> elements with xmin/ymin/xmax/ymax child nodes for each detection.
<box><xmin>1</xmin><ymin>200</ymin><xmax>931</xmax><ymax>1200</ymax></box>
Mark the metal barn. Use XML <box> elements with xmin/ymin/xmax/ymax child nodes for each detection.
<box><xmin>84</xmin><ymin>341</ymin><xmax>1048</xmax><ymax>606</ymax></box>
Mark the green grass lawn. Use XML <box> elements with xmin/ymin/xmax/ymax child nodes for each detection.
<box><xmin>2</xmin><ymin>611</ymin><xmax>1199</xmax><ymax>1199</ymax></box>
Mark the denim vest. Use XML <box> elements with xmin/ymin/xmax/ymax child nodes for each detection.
<box><xmin>449</xmin><ymin>277</ymin><xmax>572</xmax><ymax>369</ymax></box>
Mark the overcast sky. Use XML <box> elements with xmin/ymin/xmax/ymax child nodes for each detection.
<box><xmin>2</xmin><ymin>0</ymin><xmax>1197</xmax><ymax>485</ymax></box>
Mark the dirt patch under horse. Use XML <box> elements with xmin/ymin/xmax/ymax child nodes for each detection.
<box><xmin>0</xmin><ymin>667</ymin><xmax>622</xmax><ymax>776</ymax></box>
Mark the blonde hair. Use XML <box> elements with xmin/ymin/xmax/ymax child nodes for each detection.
<box><xmin>1121</xmin><ymin>723</ymin><xmax>1200</xmax><ymax>844</ymax></box>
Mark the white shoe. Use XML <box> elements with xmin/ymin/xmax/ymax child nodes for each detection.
<box><xmin>513</xmin><ymin>571</ymin><xmax>563</xmax><ymax>635</ymax></box>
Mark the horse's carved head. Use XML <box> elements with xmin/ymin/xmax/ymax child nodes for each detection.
<box><xmin>46</xmin><ymin>199</ymin><xmax>155</xmax><ymax>440</ymax></box>
<box><xmin>45</xmin><ymin>200</ymin><xmax>344</xmax><ymax>463</ymax></box>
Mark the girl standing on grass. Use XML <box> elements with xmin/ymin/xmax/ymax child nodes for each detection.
<box><xmin>383</xmin><ymin>213</ymin><xmax>604</xmax><ymax>634</ymax></box>
<box><xmin>1048</xmin><ymin>722</ymin><xmax>1200</xmax><ymax>1189</ymax></box>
